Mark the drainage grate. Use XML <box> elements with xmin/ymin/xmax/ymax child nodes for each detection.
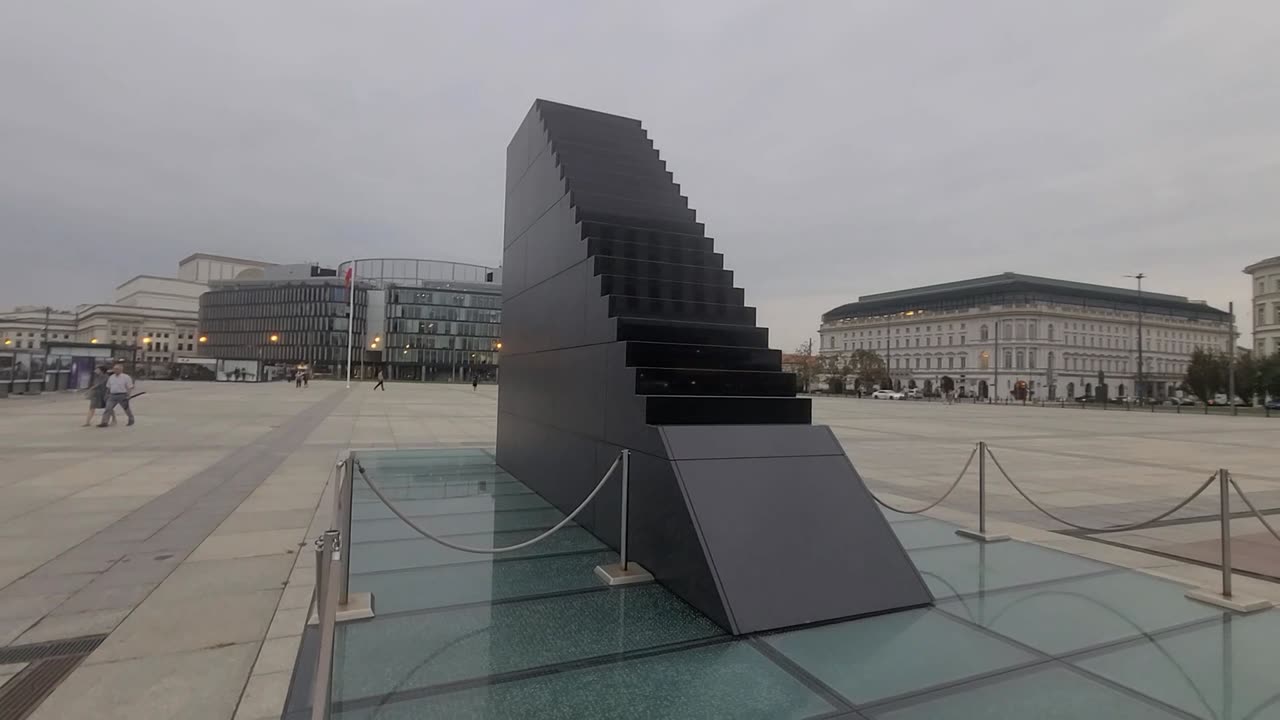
<box><xmin>0</xmin><ymin>656</ymin><xmax>82</xmax><ymax>720</ymax></box>
<box><xmin>0</xmin><ymin>636</ymin><xmax>106</xmax><ymax>665</ymax></box>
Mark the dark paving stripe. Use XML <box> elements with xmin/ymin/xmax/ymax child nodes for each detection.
<box><xmin>0</xmin><ymin>389</ymin><xmax>351</xmax><ymax>647</ymax></box>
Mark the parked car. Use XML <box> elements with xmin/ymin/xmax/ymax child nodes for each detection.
<box><xmin>1208</xmin><ymin>394</ymin><xmax>1251</xmax><ymax>407</ymax></box>
<box><xmin>1073</xmin><ymin>395</ymin><xmax>1095</xmax><ymax>403</ymax></box>
<box><xmin>1166</xmin><ymin>397</ymin><xmax>1196</xmax><ymax>406</ymax></box>
<box><xmin>904</xmin><ymin>387</ymin><xmax>923</xmax><ymax>399</ymax></box>
<box><xmin>1265</xmin><ymin>398</ymin><xmax>1280</xmax><ymax>411</ymax></box>
<box><xmin>871</xmin><ymin>389</ymin><xmax>905</xmax><ymax>400</ymax></box>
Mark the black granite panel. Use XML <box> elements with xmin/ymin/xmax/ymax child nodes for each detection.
<box><xmin>625</xmin><ymin>342</ymin><xmax>780</xmax><ymax>371</ymax></box>
<box><xmin>635</xmin><ymin>368</ymin><xmax>797</xmax><ymax>397</ymax></box>
<box><xmin>672</xmin><ymin>450</ymin><xmax>933</xmax><ymax>634</ymax></box>
<box><xmin>645</xmin><ymin>396</ymin><xmax>812</xmax><ymax>425</ymax></box>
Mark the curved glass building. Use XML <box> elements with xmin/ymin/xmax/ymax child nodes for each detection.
<box><xmin>337</xmin><ymin>259</ymin><xmax>503</xmax><ymax>381</ymax></box>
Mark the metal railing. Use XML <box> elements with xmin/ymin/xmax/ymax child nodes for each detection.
<box><xmin>868</xmin><ymin>441</ymin><xmax>1278</xmax><ymax>611</ymax></box>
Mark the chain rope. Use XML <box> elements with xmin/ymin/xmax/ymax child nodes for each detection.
<box><xmin>871</xmin><ymin>446</ymin><xmax>978</xmax><ymax>515</ymax></box>
<box><xmin>354</xmin><ymin>455</ymin><xmax>620</xmax><ymax>554</ymax></box>
<box><xmin>1226</xmin><ymin>472</ymin><xmax>1280</xmax><ymax>544</ymax></box>
<box><xmin>985</xmin><ymin>447</ymin><xmax>1217</xmax><ymax>533</ymax></box>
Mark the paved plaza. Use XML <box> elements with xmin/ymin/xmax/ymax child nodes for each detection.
<box><xmin>0</xmin><ymin>382</ymin><xmax>1276</xmax><ymax>718</ymax></box>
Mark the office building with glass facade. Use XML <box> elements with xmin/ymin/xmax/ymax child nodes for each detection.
<box><xmin>198</xmin><ymin>276</ymin><xmax>366</xmax><ymax>376</ymax></box>
<box><xmin>337</xmin><ymin>259</ymin><xmax>502</xmax><ymax>381</ymax></box>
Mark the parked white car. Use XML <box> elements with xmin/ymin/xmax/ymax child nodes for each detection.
<box><xmin>871</xmin><ymin>389</ymin><xmax>905</xmax><ymax>400</ymax></box>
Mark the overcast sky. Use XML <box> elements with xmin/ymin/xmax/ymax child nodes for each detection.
<box><xmin>3</xmin><ymin>1</ymin><xmax>1276</xmax><ymax>348</ymax></box>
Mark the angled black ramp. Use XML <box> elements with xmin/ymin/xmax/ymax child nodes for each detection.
<box><xmin>496</xmin><ymin>99</ymin><xmax>932</xmax><ymax>634</ymax></box>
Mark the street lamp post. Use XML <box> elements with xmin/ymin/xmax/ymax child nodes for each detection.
<box><xmin>1126</xmin><ymin>273</ymin><xmax>1146</xmax><ymax>401</ymax></box>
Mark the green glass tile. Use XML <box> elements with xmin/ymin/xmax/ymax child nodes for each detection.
<box><xmin>765</xmin><ymin>607</ymin><xmax>1038</xmax><ymax>705</ymax></box>
<box><xmin>890</xmin><ymin>518</ymin><xmax>972</xmax><ymax>550</ymax></box>
<box><xmin>349</xmin><ymin>526</ymin><xmax>606</xmax><ymax>573</ymax></box>
<box><xmin>334</xmin><ymin>642</ymin><xmax>835</xmax><ymax>720</ymax></box>
<box><xmin>870</xmin><ymin>665</ymin><xmax>1185</xmax><ymax>719</ymax></box>
<box><xmin>938</xmin><ymin>570</ymin><xmax>1222</xmax><ymax>656</ymax></box>
<box><xmin>352</xmin><ymin>550</ymin><xmax>618</xmax><ymax>613</ymax></box>
<box><xmin>1072</xmin><ymin>610</ymin><xmax>1280</xmax><ymax>720</ymax></box>
<box><xmin>331</xmin><ymin>584</ymin><xmax>725</xmax><ymax>701</ymax></box>
<box><xmin>878</xmin><ymin>506</ymin><xmax>931</xmax><ymax>524</ymax></box>
<box><xmin>352</xmin><ymin>492</ymin><xmax>550</xmax><ymax>521</ymax></box>
<box><xmin>354</xmin><ymin>447</ymin><xmax>494</xmax><ymax>464</ymax></box>
<box><xmin>910</xmin><ymin>540</ymin><xmax>1114</xmax><ymax>599</ymax></box>
<box><xmin>352</xmin><ymin>507</ymin><xmax>569</xmax><ymax>543</ymax></box>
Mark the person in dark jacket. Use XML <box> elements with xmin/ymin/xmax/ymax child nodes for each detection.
<box><xmin>83</xmin><ymin>366</ymin><xmax>113</xmax><ymax>427</ymax></box>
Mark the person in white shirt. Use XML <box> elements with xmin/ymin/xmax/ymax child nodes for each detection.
<box><xmin>98</xmin><ymin>364</ymin><xmax>135</xmax><ymax>427</ymax></box>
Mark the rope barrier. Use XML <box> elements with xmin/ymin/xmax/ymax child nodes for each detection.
<box><xmin>1226</xmin><ymin>473</ymin><xmax>1280</xmax><ymax>545</ymax></box>
<box><xmin>871</xmin><ymin>446</ymin><xmax>978</xmax><ymax>515</ymax></box>
<box><xmin>355</xmin><ymin>455</ymin><xmax>620</xmax><ymax>554</ymax></box>
<box><xmin>985</xmin><ymin>447</ymin><xmax>1218</xmax><ymax>534</ymax></box>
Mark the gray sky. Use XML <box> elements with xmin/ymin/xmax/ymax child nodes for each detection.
<box><xmin>3</xmin><ymin>0</ymin><xmax>1276</xmax><ymax>349</ymax></box>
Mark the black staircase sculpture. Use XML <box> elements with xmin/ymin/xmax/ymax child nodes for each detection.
<box><xmin>496</xmin><ymin>100</ymin><xmax>932</xmax><ymax>634</ymax></box>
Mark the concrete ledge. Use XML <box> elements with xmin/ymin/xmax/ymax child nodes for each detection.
<box><xmin>307</xmin><ymin>592</ymin><xmax>375</xmax><ymax>625</ymax></box>
<box><xmin>955</xmin><ymin>529</ymin><xmax>1010</xmax><ymax>543</ymax></box>
<box><xmin>594</xmin><ymin>563</ymin><xmax>654</xmax><ymax>587</ymax></box>
<box><xmin>1185</xmin><ymin>588</ymin><xmax>1274</xmax><ymax>613</ymax></box>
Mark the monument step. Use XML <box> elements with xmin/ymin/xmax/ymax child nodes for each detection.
<box><xmin>571</xmin><ymin>190</ymin><xmax>698</xmax><ymax>224</ymax></box>
<box><xmin>635</xmin><ymin>367</ymin><xmax>798</xmax><ymax>397</ymax></box>
<box><xmin>580</xmin><ymin>221</ymin><xmax>714</xmax><ymax>252</ymax></box>
<box><xmin>588</xmin><ymin>237</ymin><xmax>723</xmax><ymax>269</ymax></box>
<box><xmin>616</xmin><ymin>317</ymin><xmax>770</xmax><ymax>348</ymax></box>
<box><xmin>645</xmin><ymin>395</ymin><xmax>812</xmax><ymax>425</ymax></box>
<box><xmin>593</xmin><ymin>255</ymin><xmax>730</xmax><ymax>285</ymax></box>
<box><xmin>599</xmin><ymin>276</ymin><xmax>743</xmax><ymax>305</ymax></box>
<box><xmin>626</xmin><ymin>342</ymin><xmax>781</xmax><ymax>372</ymax></box>
<box><xmin>609</xmin><ymin>296</ymin><xmax>756</xmax><ymax>326</ymax></box>
<box><xmin>576</xmin><ymin>208</ymin><xmax>705</xmax><ymax>236</ymax></box>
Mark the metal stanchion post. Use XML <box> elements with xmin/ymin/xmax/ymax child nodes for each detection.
<box><xmin>1186</xmin><ymin>469</ymin><xmax>1271</xmax><ymax>612</ymax></box>
<box><xmin>620</xmin><ymin>449</ymin><xmax>631</xmax><ymax>571</ymax></box>
<box><xmin>595</xmin><ymin>449</ymin><xmax>653</xmax><ymax>586</ymax></box>
<box><xmin>1219</xmin><ymin>468</ymin><xmax>1233</xmax><ymax>599</ymax></box>
<box><xmin>956</xmin><ymin>441</ymin><xmax>1008</xmax><ymax>542</ymax></box>
<box><xmin>311</xmin><ymin>530</ymin><xmax>339</xmax><ymax>720</ymax></box>
<box><xmin>313</xmin><ymin>456</ymin><xmax>374</xmax><ymax>624</ymax></box>
<box><xmin>339</xmin><ymin>456</ymin><xmax>355</xmax><ymax>605</ymax></box>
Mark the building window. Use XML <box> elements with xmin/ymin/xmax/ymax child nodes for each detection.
<box><xmin>959</xmin><ymin>356</ymin><xmax>966</xmax><ymax>369</ymax></box>
<box><xmin>979</xmin><ymin>352</ymin><xmax>989</xmax><ymax>369</ymax></box>
<box><xmin>1029</xmin><ymin>350</ymin><xmax>1036</xmax><ymax>369</ymax></box>
<box><xmin>1047</xmin><ymin>324</ymin><xmax>1055</xmax><ymax>341</ymax></box>
<box><xmin>948</xmin><ymin>356</ymin><xmax>954</xmax><ymax>369</ymax></box>
<box><xmin>925</xmin><ymin>358</ymin><xmax>931</xmax><ymax>369</ymax></box>
<box><xmin>915</xmin><ymin>358</ymin><xmax>920</xmax><ymax>369</ymax></box>
<box><xmin>1004</xmin><ymin>350</ymin><xmax>1013</xmax><ymax>369</ymax></box>
<box><xmin>1016</xmin><ymin>351</ymin><xmax>1025</xmax><ymax>369</ymax></box>
<box><xmin>980</xmin><ymin>325</ymin><xmax>989</xmax><ymax>341</ymax></box>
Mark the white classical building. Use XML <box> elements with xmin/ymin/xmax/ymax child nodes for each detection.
<box><xmin>818</xmin><ymin>273</ymin><xmax>1232</xmax><ymax>401</ymax></box>
<box><xmin>1</xmin><ymin>253</ymin><xmax>275</xmax><ymax>384</ymax></box>
<box><xmin>1244</xmin><ymin>255</ymin><xmax>1280</xmax><ymax>357</ymax></box>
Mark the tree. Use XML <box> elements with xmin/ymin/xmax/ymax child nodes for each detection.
<box><xmin>939</xmin><ymin>376</ymin><xmax>955</xmax><ymax>393</ymax></box>
<box><xmin>1184</xmin><ymin>348</ymin><xmax>1227</xmax><ymax>403</ymax></box>
<box><xmin>1259</xmin><ymin>352</ymin><xmax>1280</xmax><ymax>400</ymax></box>
<box><xmin>818</xmin><ymin>353</ymin><xmax>848</xmax><ymax>393</ymax></box>
<box><xmin>792</xmin><ymin>339</ymin><xmax>817</xmax><ymax>393</ymax></box>
<box><xmin>848</xmin><ymin>349</ymin><xmax>886</xmax><ymax>388</ymax></box>
<box><xmin>1233</xmin><ymin>351</ymin><xmax>1261</xmax><ymax>404</ymax></box>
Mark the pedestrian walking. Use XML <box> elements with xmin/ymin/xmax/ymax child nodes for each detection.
<box><xmin>302</xmin><ymin>371</ymin><xmax>309</xmax><ymax>388</ymax></box>
<box><xmin>472</xmin><ymin>374</ymin><xmax>479</xmax><ymax>391</ymax></box>
<box><xmin>295</xmin><ymin>372</ymin><xmax>303</xmax><ymax>389</ymax></box>
<box><xmin>373</xmin><ymin>370</ymin><xmax>385</xmax><ymax>391</ymax></box>
<box><xmin>98</xmin><ymin>364</ymin><xmax>135</xmax><ymax>427</ymax></box>
<box><xmin>83</xmin><ymin>366</ymin><xmax>114</xmax><ymax>427</ymax></box>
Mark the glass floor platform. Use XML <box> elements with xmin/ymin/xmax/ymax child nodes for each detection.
<box><xmin>283</xmin><ymin>448</ymin><xmax>1280</xmax><ymax>720</ymax></box>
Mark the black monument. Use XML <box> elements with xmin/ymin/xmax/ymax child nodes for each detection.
<box><xmin>496</xmin><ymin>100</ymin><xmax>932</xmax><ymax>634</ymax></box>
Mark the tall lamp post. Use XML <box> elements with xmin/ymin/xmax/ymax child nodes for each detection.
<box><xmin>1125</xmin><ymin>273</ymin><xmax>1146</xmax><ymax>401</ymax></box>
